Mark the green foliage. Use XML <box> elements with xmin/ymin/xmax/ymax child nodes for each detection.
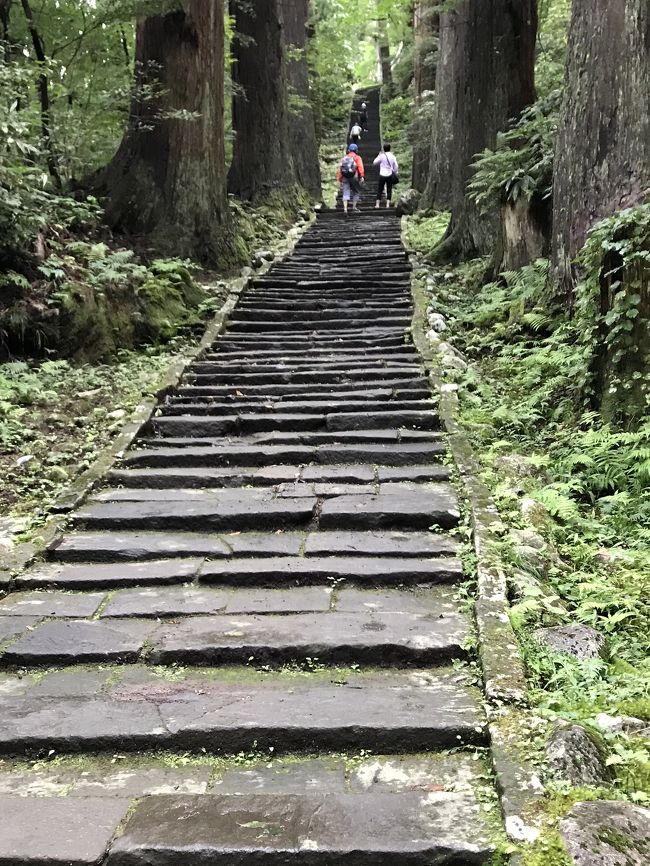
<box><xmin>414</xmin><ymin>207</ymin><xmax>650</xmax><ymax>804</ymax></box>
<box><xmin>469</xmin><ymin>92</ymin><xmax>561</xmax><ymax>210</ymax></box>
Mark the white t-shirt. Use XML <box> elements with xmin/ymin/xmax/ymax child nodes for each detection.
<box><xmin>350</xmin><ymin>125</ymin><xmax>362</xmax><ymax>136</ymax></box>
<box><xmin>374</xmin><ymin>151</ymin><xmax>398</xmax><ymax>178</ymax></box>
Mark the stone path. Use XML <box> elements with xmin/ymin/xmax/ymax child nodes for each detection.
<box><xmin>0</xmin><ymin>89</ymin><xmax>501</xmax><ymax>864</ymax></box>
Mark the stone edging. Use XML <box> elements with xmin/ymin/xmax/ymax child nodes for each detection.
<box><xmin>0</xmin><ymin>218</ymin><xmax>312</xmax><ymax>587</ymax></box>
<box><xmin>403</xmin><ymin>219</ymin><xmax>544</xmax><ymax>848</ymax></box>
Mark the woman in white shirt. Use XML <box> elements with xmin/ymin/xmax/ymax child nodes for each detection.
<box><xmin>373</xmin><ymin>144</ymin><xmax>399</xmax><ymax>208</ymax></box>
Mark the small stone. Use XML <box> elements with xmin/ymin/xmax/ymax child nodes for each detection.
<box><xmin>594</xmin><ymin>713</ymin><xmax>647</xmax><ymax>734</ymax></box>
<box><xmin>560</xmin><ymin>800</ymin><xmax>650</xmax><ymax>866</ymax></box>
<box><xmin>494</xmin><ymin>455</ymin><xmax>543</xmax><ymax>479</ymax></box>
<box><xmin>395</xmin><ymin>188</ymin><xmax>420</xmax><ymax>216</ymax></box>
<box><xmin>427</xmin><ymin>312</ymin><xmax>447</xmax><ymax>332</ymax></box>
<box><xmin>107</xmin><ymin>409</ymin><xmax>126</xmax><ymax>421</ymax></box>
<box><xmin>520</xmin><ymin>497</ymin><xmax>550</xmax><ymax>528</ymax></box>
<box><xmin>545</xmin><ymin>725</ymin><xmax>610</xmax><ymax>786</ymax></box>
<box><xmin>534</xmin><ymin>624</ymin><xmax>605</xmax><ymax>661</ymax></box>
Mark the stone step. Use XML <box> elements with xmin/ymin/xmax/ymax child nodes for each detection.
<box><xmin>199</xmin><ymin>556</ymin><xmax>463</xmax><ymax>586</ymax></box>
<box><xmin>21</xmin><ymin>552</ymin><xmax>458</xmax><ymax>590</ymax></box>
<box><xmin>168</xmin><ymin>388</ymin><xmax>430</xmax><ymax>405</ymax></box>
<box><xmin>232</xmin><ymin>306</ymin><xmax>411</xmax><ymax>321</ymax></box>
<box><xmin>150</xmin><ymin>412</ymin><xmax>439</xmax><ymax>436</ymax></box>
<box><xmin>49</xmin><ymin>529</ymin><xmax>459</xmax><ymax>563</ymax></box>
<box><xmin>175</xmin><ymin>380</ymin><xmax>429</xmax><ymax>397</ymax></box>
<box><xmin>225</xmin><ymin>318</ymin><xmax>412</xmax><ymax>334</ymax></box>
<box><xmin>160</xmin><ymin>399</ymin><xmax>432</xmax><ymax>415</ymax></box>
<box><xmin>121</xmin><ymin>441</ymin><xmax>447</xmax><ymax>468</ymax></box>
<box><xmin>106</xmin><ymin>462</ymin><xmax>450</xmax><ymax>489</ymax></box>
<box><xmin>0</xmin><ymin>753</ymin><xmax>494</xmax><ymax>864</ymax></box>
<box><xmin>187</xmin><ymin>369</ymin><xmax>419</xmax><ymax>385</ymax></box>
<box><xmin>1</xmin><ymin>607</ymin><xmax>470</xmax><ymax>667</ymax></box>
<box><xmin>73</xmin><ymin>495</ymin><xmax>317</xmax><ymax>533</ymax></box>
<box><xmin>189</xmin><ymin>359</ymin><xmax>420</xmax><ymax>374</ymax></box>
<box><xmin>0</xmin><ymin>666</ymin><xmax>486</xmax><ymax>755</ymax></box>
<box><xmin>107</xmin><ymin>790</ymin><xmax>494</xmax><ymax>866</ymax></box>
<box><xmin>143</xmin><ymin>429</ymin><xmax>440</xmax><ymax>446</ymax></box>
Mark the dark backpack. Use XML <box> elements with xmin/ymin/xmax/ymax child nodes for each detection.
<box><xmin>340</xmin><ymin>156</ymin><xmax>357</xmax><ymax>179</ymax></box>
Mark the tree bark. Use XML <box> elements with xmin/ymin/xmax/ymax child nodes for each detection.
<box><xmin>494</xmin><ymin>194</ymin><xmax>550</xmax><ymax>272</ymax></box>
<box><xmin>20</xmin><ymin>0</ymin><xmax>62</xmax><ymax>188</ymax></box>
<box><xmin>102</xmin><ymin>0</ymin><xmax>233</xmax><ymax>266</ymax></box>
<box><xmin>376</xmin><ymin>7</ymin><xmax>394</xmax><ymax>100</ymax></box>
<box><xmin>411</xmin><ymin>1</ymin><xmax>438</xmax><ymax>191</ymax></box>
<box><xmin>551</xmin><ymin>0</ymin><xmax>650</xmax><ymax>301</ymax></box>
<box><xmin>278</xmin><ymin>0</ymin><xmax>321</xmax><ymax>200</ymax></box>
<box><xmin>228</xmin><ymin>0</ymin><xmax>295</xmax><ymax>201</ymax></box>
<box><xmin>422</xmin><ymin>0</ymin><xmax>537</xmax><ymax>262</ymax></box>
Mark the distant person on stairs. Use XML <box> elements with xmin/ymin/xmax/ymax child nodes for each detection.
<box><xmin>360</xmin><ymin>102</ymin><xmax>368</xmax><ymax>131</ymax></box>
<box><xmin>349</xmin><ymin>121</ymin><xmax>362</xmax><ymax>144</ymax></box>
<box><xmin>338</xmin><ymin>143</ymin><xmax>365</xmax><ymax>215</ymax></box>
<box><xmin>373</xmin><ymin>143</ymin><xmax>399</xmax><ymax>208</ymax></box>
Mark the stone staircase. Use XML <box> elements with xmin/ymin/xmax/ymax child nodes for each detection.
<box><xmin>0</xmin><ymin>89</ymin><xmax>502</xmax><ymax>864</ymax></box>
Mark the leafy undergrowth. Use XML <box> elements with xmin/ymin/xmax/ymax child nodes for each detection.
<box><xmin>0</xmin><ymin>343</ymin><xmax>198</xmax><ymax>537</ymax></box>
<box><xmin>407</xmin><ymin>214</ymin><xmax>650</xmax><ymax>812</ymax></box>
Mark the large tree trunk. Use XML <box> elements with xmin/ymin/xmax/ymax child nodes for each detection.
<box><xmin>102</xmin><ymin>0</ymin><xmax>233</xmax><ymax>266</ymax></box>
<box><xmin>551</xmin><ymin>0</ymin><xmax>650</xmax><ymax>301</ymax></box>
<box><xmin>411</xmin><ymin>1</ymin><xmax>438</xmax><ymax>191</ymax></box>
<box><xmin>279</xmin><ymin>0</ymin><xmax>321</xmax><ymax>200</ymax></box>
<box><xmin>376</xmin><ymin>8</ymin><xmax>394</xmax><ymax>100</ymax></box>
<box><xmin>422</xmin><ymin>0</ymin><xmax>537</xmax><ymax>261</ymax></box>
<box><xmin>228</xmin><ymin>0</ymin><xmax>295</xmax><ymax>201</ymax></box>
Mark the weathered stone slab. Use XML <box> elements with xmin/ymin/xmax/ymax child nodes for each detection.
<box><xmin>107</xmin><ymin>792</ymin><xmax>494</xmax><ymax>865</ymax></box>
<box><xmin>16</xmin><ymin>559</ymin><xmax>204</xmax><ymax>589</ymax></box>
<box><xmin>560</xmin><ymin>801</ymin><xmax>650</xmax><ymax>866</ymax></box>
<box><xmin>0</xmin><ymin>616</ymin><xmax>41</xmax><ymax>644</ymax></box>
<box><xmin>146</xmin><ymin>610</ymin><xmax>469</xmax><ymax>666</ymax></box>
<box><xmin>0</xmin><ymin>591</ymin><xmax>105</xmax><ymax>618</ymax></box>
<box><xmin>349</xmin><ymin>754</ymin><xmax>485</xmax><ymax>794</ymax></box>
<box><xmin>212</xmin><ymin>758</ymin><xmax>345</xmax><ymax>795</ymax></box>
<box><xmin>101</xmin><ymin>588</ymin><xmax>229</xmax><ymax>619</ymax></box>
<box><xmin>2</xmin><ymin>619</ymin><xmax>157</xmax><ymax>665</ymax></box>
<box><xmin>0</xmin><ymin>696</ymin><xmax>167</xmax><ymax>753</ymax></box>
<box><xmin>300</xmin><ymin>465</ymin><xmax>375</xmax><ymax>483</ymax></box>
<box><xmin>0</xmin><ymin>795</ymin><xmax>129</xmax><ymax>864</ymax></box>
<box><xmin>304</xmin><ymin>530</ymin><xmax>459</xmax><ymax>558</ymax></box>
<box><xmin>75</xmin><ymin>497</ymin><xmax>317</xmax><ymax>532</ymax></box>
<box><xmin>377</xmin><ymin>465</ymin><xmax>451</xmax><ymax>482</ymax></box>
<box><xmin>335</xmin><ymin>586</ymin><xmax>460</xmax><ymax>616</ymax></box>
<box><xmin>30</xmin><ymin>669</ymin><xmax>116</xmax><ymax>697</ymax></box>
<box><xmin>223</xmin><ymin>532</ymin><xmax>305</xmax><ymax>557</ymax></box>
<box><xmin>200</xmin><ymin>556</ymin><xmax>463</xmax><ymax>586</ymax></box>
<box><xmin>0</xmin><ymin>670</ymin><xmax>486</xmax><ymax>754</ymax></box>
<box><xmin>225</xmin><ymin>587</ymin><xmax>333</xmax><ymax>614</ymax></box>
<box><xmin>319</xmin><ymin>489</ymin><xmax>460</xmax><ymax>530</ymax></box>
<box><xmin>74</xmin><ymin>766</ymin><xmax>213</xmax><ymax>797</ymax></box>
<box><xmin>50</xmin><ymin>532</ymin><xmax>232</xmax><ymax>562</ymax></box>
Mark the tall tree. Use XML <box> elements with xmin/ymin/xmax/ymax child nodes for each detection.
<box><xmin>552</xmin><ymin>0</ymin><xmax>650</xmax><ymax>300</ymax></box>
<box><xmin>411</xmin><ymin>0</ymin><xmax>438</xmax><ymax>191</ymax></box>
<box><xmin>422</xmin><ymin>0</ymin><xmax>538</xmax><ymax>261</ymax></box>
<box><xmin>228</xmin><ymin>0</ymin><xmax>295</xmax><ymax>201</ymax></box>
<box><xmin>375</xmin><ymin>2</ymin><xmax>394</xmax><ymax>99</ymax></box>
<box><xmin>102</xmin><ymin>0</ymin><xmax>233</xmax><ymax>265</ymax></box>
<box><xmin>279</xmin><ymin>0</ymin><xmax>321</xmax><ymax>199</ymax></box>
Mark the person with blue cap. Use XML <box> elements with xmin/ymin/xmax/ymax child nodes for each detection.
<box><xmin>337</xmin><ymin>143</ymin><xmax>365</xmax><ymax>215</ymax></box>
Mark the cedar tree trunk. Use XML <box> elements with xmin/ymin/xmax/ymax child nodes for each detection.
<box><xmin>376</xmin><ymin>9</ymin><xmax>394</xmax><ymax>100</ymax></box>
<box><xmin>422</xmin><ymin>0</ymin><xmax>537</xmax><ymax>261</ymax></box>
<box><xmin>412</xmin><ymin>1</ymin><xmax>438</xmax><ymax>191</ymax></box>
<box><xmin>103</xmin><ymin>0</ymin><xmax>233</xmax><ymax>266</ymax></box>
<box><xmin>228</xmin><ymin>0</ymin><xmax>295</xmax><ymax>201</ymax></box>
<box><xmin>279</xmin><ymin>0</ymin><xmax>321</xmax><ymax>200</ymax></box>
<box><xmin>552</xmin><ymin>0</ymin><xmax>650</xmax><ymax>301</ymax></box>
